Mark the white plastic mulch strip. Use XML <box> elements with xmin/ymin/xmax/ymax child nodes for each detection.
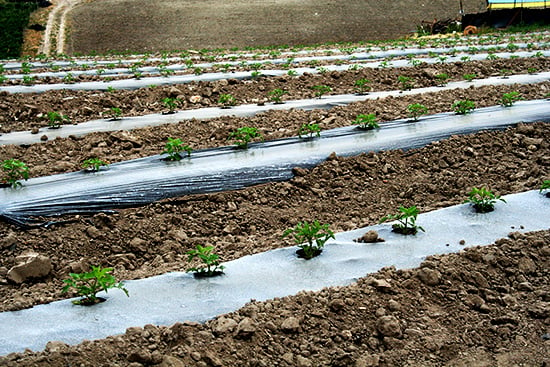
<box><xmin>2</xmin><ymin>34</ymin><xmax>549</xmax><ymax>71</ymax></box>
<box><xmin>0</xmin><ymin>189</ymin><xmax>547</xmax><ymax>355</ymax></box>
<box><xmin>2</xmin><ymin>49</ymin><xmax>549</xmax><ymax>93</ymax></box>
<box><xmin>1</xmin><ymin>72</ymin><xmax>549</xmax><ymax>147</ymax></box>
<box><xmin>0</xmin><ymin>99</ymin><xmax>549</xmax><ymax>226</ymax></box>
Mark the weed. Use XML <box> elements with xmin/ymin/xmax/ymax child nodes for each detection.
<box><xmin>218</xmin><ymin>94</ymin><xmax>237</xmax><ymax>108</ymax></box>
<box><xmin>82</xmin><ymin>158</ymin><xmax>108</xmax><ymax>172</ymax></box>
<box><xmin>527</xmin><ymin>67</ymin><xmax>538</xmax><ymax>74</ymax></box>
<box><xmin>229</xmin><ymin>127</ymin><xmax>263</xmax><ymax>149</ymax></box>
<box><xmin>499</xmin><ymin>68</ymin><xmax>512</xmax><ymax>78</ymax></box>
<box><xmin>287</xmin><ymin>70</ymin><xmax>298</xmax><ymax>76</ymax></box>
<box><xmin>62</xmin><ymin>266</ymin><xmax>129</xmax><ymax>305</ymax></box>
<box><xmin>452</xmin><ymin>100</ymin><xmax>475</xmax><ymax>115</ymax></box>
<box><xmin>186</xmin><ymin>245</ymin><xmax>225</xmax><ymax>277</ymax></box>
<box><xmin>193</xmin><ymin>67</ymin><xmax>203</xmax><ymax>75</ymax></box>
<box><xmin>268</xmin><ymin>89</ymin><xmax>287</xmax><ymax>104</ymax></box>
<box><xmin>464</xmin><ymin>187</ymin><xmax>506</xmax><ymax>213</ymax></box>
<box><xmin>106</xmin><ymin>86</ymin><xmax>116</xmax><ymax>93</ymax></box>
<box><xmin>379</xmin><ymin>206</ymin><xmax>424</xmax><ymax>235</ymax></box>
<box><xmin>162</xmin><ymin>137</ymin><xmax>192</xmax><ymax>161</ymax></box>
<box><xmin>500</xmin><ymin>91</ymin><xmax>522</xmax><ymax>107</ymax></box>
<box><xmin>460</xmin><ymin>56</ymin><xmax>471</xmax><ymax>62</ymax></box>
<box><xmin>354</xmin><ymin>78</ymin><xmax>371</xmax><ymax>95</ymax></box>
<box><xmin>1</xmin><ymin>159</ymin><xmax>29</xmax><ymax>188</ymax></box>
<box><xmin>283</xmin><ymin>220</ymin><xmax>335</xmax><ymax>259</ymax></box>
<box><xmin>407</xmin><ymin>103</ymin><xmax>428</xmax><ymax>121</ymax></box>
<box><xmin>298</xmin><ymin>123</ymin><xmax>321</xmax><ymax>139</ymax></box>
<box><xmin>311</xmin><ymin>85</ymin><xmax>332</xmax><ymax>99</ymax></box>
<box><xmin>352</xmin><ymin>113</ymin><xmax>379</xmax><ymax>130</ymax></box>
<box><xmin>46</xmin><ymin>111</ymin><xmax>69</xmax><ymax>128</ymax></box>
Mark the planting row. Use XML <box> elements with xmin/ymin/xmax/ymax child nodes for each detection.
<box><xmin>0</xmin><ymin>90</ymin><xmax>535</xmax><ymax>188</ymax></box>
<box><xmin>2</xmin><ymin>56</ymin><xmax>549</xmax><ymax>134</ymax></box>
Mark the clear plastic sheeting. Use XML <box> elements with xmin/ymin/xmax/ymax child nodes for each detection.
<box><xmin>2</xmin><ymin>72</ymin><xmax>550</xmax><ymax>146</ymax></box>
<box><xmin>2</xmin><ymin>49</ymin><xmax>549</xmax><ymax>93</ymax></box>
<box><xmin>0</xmin><ymin>190</ymin><xmax>547</xmax><ymax>355</ymax></box>
<box><xmin>1</xmin><ymin>100</ymin><xmax>550</xmax><ymax>226</ymax></box>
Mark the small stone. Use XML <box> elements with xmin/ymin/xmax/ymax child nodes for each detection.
<box><xmin>416</xmin><ymin>268</ymin><xmax>441</xmax><ymax>286</ymax></box>
<box><xmin>127</xmin><ymin>350</ymin><xmax>152</xmax><ymax>364</ymax></box>
<box><xmin>296</xmin><ymin>355</ymin><xmax>313</xmax><ymax>367</ymax></box>
<box><xmin>40</xmin><ymin>135</ymin><xmax>48</xmax><ymax>141</ymax></box>
<box><xmin>203</xmin><ymin>351</ymin><xmax>223</xmax><ymax>367</ymax></box>
<box><xmin>235</xmin><ymin>317</ymin><xmax>256</xmax><ymax>339</ymax></box>
<box><xmin>329</xmin><ymin>299</ymin><xmax>346</xmax><ymax>312</ymax></box>
<box><xmin>31</xmin><ymin>127</ymin><xmax>39</xmax><ymax>134</ymax></box>
<box><xmin>7</xmin><ymin>252</ymin><xmax>52</xmax><ymax>284</ymax></box>
<box><xmin>517</xmin><ymin>282</ymin><xmax>533</xmax><ymax>291</ymax></box>
<box><xmin>212</xmin><ymin>317</ymin><xmax>238</xmax><ymax>335</ymax></box>
<box><xmin>281</xmin><ymin>316</ymin><xmax>301</xmax><ymax>333</ymax></box>
<box><xmin>45</xmin><ymin>341</ymin><xmax>68</xmax><ymax>353</ymax></box>
<box><xmin>0</xmin><ymin>233</ymin><xmax>17</xmax><ymax>249</ymax></box>
<box><xmin>356</xmin><ymin>230</ymin><xmax>384</xmax><ymax>243</ymax></box>
<box><xmin>376</xmin><ymin>316</ymin><xmax>401</xmax><ymax>337</ymax></box>
<box><xmin>370</xmin><ymin>278</ymin><xmax>392</xmax><ymax>291</ymax></box>
<box><xmin>159</xmin><ymin>356</ymin><xmax>186</xmax><ymax>367</ymax></box>
<box><xmin>387</xmin><ymin>299</ymin><xmax>401</xmax><ymax>311</ymax></box>
<box><xmin>292</xmin><ymin>167</ymin><xmax>309</xmax><ymax>176</ymax></box>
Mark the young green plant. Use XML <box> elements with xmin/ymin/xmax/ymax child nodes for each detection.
<box><xmin>298</xmin><ymin>123</ymin><xmax>321</xmax><ymax>139</ymax></box>
<box><xmin>108</xmin><ymin>107</ymin><xmax>123</xmax><ymax>120</ymax></box>
<box><xmin>379</xmin><ymin>206</ymin><xmax>424</xmax><ymax>235</ymax></box>
<box><xmin>62</xmin><ymin>266</ymin><xmax>129</xmax><ymax>305</ymax></box>
<box><xmin>500</xmin><ymin>91</ymin><xmax>522</xmax><ymax>107</ymax></box>
<box><xmin>162</xmin><ymin>137</ymin><xmax>192</xmax><ymax>161</ymax></box>
<box><xmin>82</xmin><ymin>158</ymin><xmax>108</xmax><ymax>172</ymax></box>
<box><xmin>186</xmin><ymin>245</ymin><xmax>225</xmax><ymax>277</ymax></box>
<box><xmin>352</xmin><ymin>113</ymin><xmax>379</xmax><ymax>130</ymax></box>
<box><xmin>311</xmin><ymin>85</ymin><xmax>332</xmax><ymax>99</ymax></box>
<box><xmin>1</xmin><ymin>159</ymin><xmax>29</xmax><ymax>188</ymax></box>
<box><xmin>268</xmin><ymin>89</ymin><xmax>287</xmax><ymax>104</ymax></box>
<box><xmin>218</xmin><ymin>93</ymin><xmax>237</xmax><ymax>108</ymax></box>
<box><xmin>162</xmin><ymin>97</ymin><xmax>181</xmax><ymax>113</ymax></box>
<box><xmin>228</xmin><ymin>127</ymin><xmax>263</xmax><ymax>149</ymax></box>
<box><xmin>354</xmin><ymin>78</ymin><xmax>371</xmax><ymax>95</ymax></box>
<box><xmin>407</xmin><ymin>103</ymin><xmax>428</xmax><ymax>121</ymax></box>
<box><xmin>397</xmin><ymin>75</ymin><xmax>413</xmax><ymax>91</ymax></box>
<box><xmin>283</xmin><ymin>220</ymin><xmax>335</xmax><ymax>259</ymax></box>
<box><xmin>452</xmin><ymin>100</ymin><xmax>475</xmax><ymax>115</ymax></box>
<box><xmin>46</xmin><ymin>111</ymin><xmax>70</xmax><ymax>129</ymax></box>
<box><xmin>540</xmin><ymin>180</ymin><xmax>550</xmax><ymax>197</ymax></box>
<box><xmin>464</xmin><ymin>187</ymin><xmax>506</xmax><ymax>213</ymax></box>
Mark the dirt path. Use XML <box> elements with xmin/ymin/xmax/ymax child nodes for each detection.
<box><xmin>39</xmin><ymin>0</ymin><xmax>82</xmax><ymax>56</ymax></box>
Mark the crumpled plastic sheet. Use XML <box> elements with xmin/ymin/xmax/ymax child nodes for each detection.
<box><xmin>1</xmin><ymin>99</ymin><xmax>550</xmax><ymax>227</ymax></box>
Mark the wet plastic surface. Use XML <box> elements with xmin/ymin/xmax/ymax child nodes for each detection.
<box><xmin>1</xmin><ymin>72</ymin><xmax>549</xmax><ymax>146</ymax></box>
<box><xmin>0</xmin><ymin>190</ymin><xmax>547</xmax><ymax>355</ymax></box>
<box><xmin>1</xmin><ymin>99</ymin><xmax>549</xmax><ymax>226</ymax></box>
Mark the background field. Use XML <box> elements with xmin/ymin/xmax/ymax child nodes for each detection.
<box><xmin>67</xmin><ymin>0</ymin><xmax>487</xmax><ymax>54</ymax></box>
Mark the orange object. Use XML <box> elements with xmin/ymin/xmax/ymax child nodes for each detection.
<box><xmin>463</xmin><ymin>25</ymin><xmax>478</xmax><ymax>35</ymax></box>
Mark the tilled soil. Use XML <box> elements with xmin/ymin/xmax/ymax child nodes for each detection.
<box><xmin>1</xmin><ymin>43</ymin><xmax>549</xmax><ymax>366</ymax></box>
<box><xmin>66</xmin><ymin>0</ymin><xmax>487</xmax><ymax>54</ymax></box>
